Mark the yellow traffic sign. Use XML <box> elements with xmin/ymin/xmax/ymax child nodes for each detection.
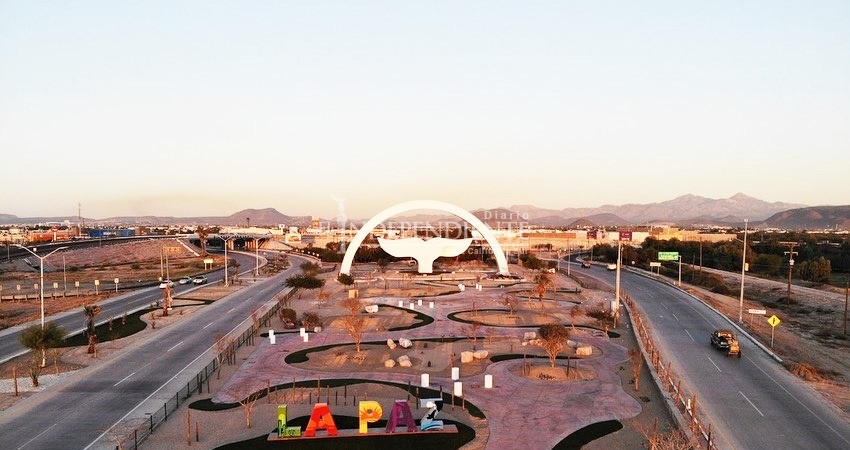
<box><xmin>768</xmin><ymin>315</ymin><xmax>781</xmax><ymax>327</ymax></box>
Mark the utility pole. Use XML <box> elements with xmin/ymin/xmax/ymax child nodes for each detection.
<box><xmin>781</xmin><ymin>242</ymin><xmax>798</xmax><ymax>303</ymax></box>
<box><xmin>738</xmin><ymin>219</ymin><xmax>748</xmax><ymax>324</ymax></box>
<box><xmin>844</xmin><ymin>275</ymin><xmax>850</xmax><ymax>336</ymax></box>
<box><xmin>699</xmin><ymin>238</ymin><xmax>703</xmax><ymax>273</ymax></box>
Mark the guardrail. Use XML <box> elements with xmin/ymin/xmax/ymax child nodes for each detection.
<box><xmin>115</xmin><ymin>298</ymin><xmax>283</xmax><ymax>450</ymax></box>
<box><xmin>621</xmin><ymin>291</ymin><xmax>719</xmax><ymax>449</ymax></box>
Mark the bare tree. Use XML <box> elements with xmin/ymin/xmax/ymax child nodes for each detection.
<box><xmin>569</xmin><ymin>305</ymin><xmax>584</xmax><ymax>330</ymax></box>
<box><xmin>629</xmin><ymin>348</ymin><xmax>645</xmax><ymax>391</ymax></box>
<box><xmin>340</xmin><ymin>297</ymin><xmax>363</xmax><ymax>316</ymax></box>
<box><xmin>301</xmin><ymin>312</ymin><xmax>322</xmax><ymax>330</ymax></box>
<box><xmin>636</xmin><ymin>420</ymin><xmax>696</xmax><ymax>450</ymax></box>
<box><xmin>532</xmin><ymin>272</ymin><xmax>553</xmax><ymax>306</ymax></box>
<box><xmin>83</xmin><ymin>304</ymin><xmax>102</xmax><ymax>354</ymax></box>
<box><xmin>339</xmin><ymin>315</ymin><xmax>366</xmax><ymax>352</ymax></box>
<box><xmin>235</xmin><ymin>387</ymin><xmax>261</xmax><ymax>429</ymax></box>
<box><xmin>501</xmin><ymin>293</ymin><xmax>518</xmax><ymax>317</ymax></box>
<box><xmin>464</xmin><ymin>321</ymin><xmax>483</xmax><ymax>351</ymax></box>
<box><xmin>316</xmin><ymin>286</ymin><xmax>330</xmax><ymax>308</ymax></box>
<box><xmin>538</xmin><ymin>323</ymin><xmax>570</xmax><ymax>368</ymax></box>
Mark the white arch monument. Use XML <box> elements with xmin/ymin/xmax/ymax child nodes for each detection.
<box><xmin>339</xmin><ymin>200</ymin><xmax>510</xmax><ymax>276</ymax></box>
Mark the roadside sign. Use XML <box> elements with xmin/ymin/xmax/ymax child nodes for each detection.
<box><xmin>768</xmin><ymin>315</ymin><xmax>781</xmax><ymax>327</ymax></box>
<box><xmin>619</xmin><ymin>230</ymin><xmax>633</xmax><ymax>241</ymax></box>
<box><xmin>658</xmin><ymin>251</ymin><xmax>679</xmax><ymax>261</ymax></box>
<box><xmin>748</xmin><ymin>309</ymin><xmax>767</xmax><ymax>315</ymax></box>
<box><xmin>650</xmin><ymin>262</ymin><xmax>662</xmax><ymax>267</ymax></box>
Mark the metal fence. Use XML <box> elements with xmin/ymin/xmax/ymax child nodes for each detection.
<box><xmin>622</xmin><ymin>291</ymin><xmax>719</xmax><ymax>449</ymax></box>
<box><xmin>117</xmin><ymin>300</ymin><xmax>281</xmax><ymax>450</ymax></box>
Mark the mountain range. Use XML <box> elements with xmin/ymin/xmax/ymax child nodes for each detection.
<box><xmin>2</xmin><ymin>194</ymin><xmax>848</xmax><ymax>229</ymax></box>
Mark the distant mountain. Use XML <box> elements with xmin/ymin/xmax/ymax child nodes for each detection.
<box><xmin>762</xmin><ymin>206</ymin><xmax>850</xmax><ymax>230</ymax></box>
<box><xmin>503</xmin><ymin>193</ymin><xmax>805</xmax><ymax>225</ymax></box>
<box><xmin>92</xmin><ymin>208</ymin><xmax>312</xmax><ymax>227</ymax></box>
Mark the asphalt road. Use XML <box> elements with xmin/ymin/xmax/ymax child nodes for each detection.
<box><xmin>585</xmin><ymin>264</ymin><xmax>850</xmax><ymax>450</ymax></box>
<box><xmin>0</xmin><ymin>252</ymin><xmax>300</xmax><ymax>450</ymax></box>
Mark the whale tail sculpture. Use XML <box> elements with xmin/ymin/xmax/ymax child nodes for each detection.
<box><xmin>377</xmin><ymin>237</ymin><xmax>473</xmax><ymax>274</ymax></box>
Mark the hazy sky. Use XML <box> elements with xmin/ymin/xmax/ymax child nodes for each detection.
<box><xmin>1</xmin><ymin>1</ymin><xmax>848</xmax><ymax>220</ymax></box>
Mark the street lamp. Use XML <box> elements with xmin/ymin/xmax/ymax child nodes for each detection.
<box><xmin>15</xmin><ymin>245</ymin><xmax>67</xmax><ymax>329</ymax></box>
<box><xmin>738</xmin><ymin>219</ymin><xmax>748</xmax><ymax>323</ymax></box>
<box><xmin>220</xmin><ymin>235</ymin><xmax>234</xmax><ymax>286</ymax></box>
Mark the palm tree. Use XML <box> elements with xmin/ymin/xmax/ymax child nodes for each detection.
<box><xmin>196</xmin><ymin>225</ymin><xmax>210</xmax><ymax>257</ymax></box>
<box><xmin>83</xmin><ymin>304</ymin><xmax>102</xmax><ymax>354</ymax></box>
<box><xmin>19</xmin><ymin>322</ymin><xmax>66</xmax><ymax>382</ymax></box>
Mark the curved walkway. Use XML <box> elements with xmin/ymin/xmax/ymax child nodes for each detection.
<box><xmin>215</xmin><ymin>291</ymin><xmax>642</xmax><ymax>449</ymax></box>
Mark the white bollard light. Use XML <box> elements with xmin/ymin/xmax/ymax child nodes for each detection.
<box><xmin>303</xmin><ymin>333</ymin><xmax>309</xmax><ymax>343</ymax></box>
<box><xmin>451</xmin><ymin>367</ymin><xmax>460</xmax><ymax>380</ymax></box>
<box><xmin>300</xmin><ymin>327</ymin><xmax>306</xmax><ymax>336</ymax></box>
<box><xmin>429</xmin><ymin>301</ymin><xmax>434</xmax><ymax>309</ymax></box>
<box><xmin>409</xmin><ymin>302</ymin><xmax>414</xmax><ymax>309</ymax></box>
<box><xmin>269</xmin><ymin>329</ymin><xmax>276</xmax><ymax>345</ymax></box>
<box><xmin>421</xmin><ymin>373</ymin><xmax>430</xmax><ymax>388</ymax></box>
<box><xmin>454</xmin><ymin>381</ymin><xmax>463</xmax><ymax>397</ymax></box>
<box><xmin>398</xmin><ymin>300</ymin><xmax>404</xmax><ymax>307</ymax></box>
<box><xmin>417</xmin><ymin>299</ymin><xmax>422</xmax><ymax>306</ymax></box>
<box><xmin>484</xmin><ymin>374</ymin><xmax>493</xmax><ymax>388</ymax></box>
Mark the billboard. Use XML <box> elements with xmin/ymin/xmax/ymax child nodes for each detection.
<box><xmin>658</xmin><ymin>251</ymin><xmax>679</xmax><ymax>261</ymax></box>
<box><xmin>619</xmin><ymin>230</ymin><xmax>632</xmax><ymax>241</ymax></box>
<box><xmin>587</xmin><ymin>230</ymin><xmax>597</xmax><ymax>239</ymax></box>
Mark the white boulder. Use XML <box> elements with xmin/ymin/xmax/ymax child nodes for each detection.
<box><xmin>397</xmin><ymin>355</ymin><xmax>412</xmax><ymax>367</ymax></box>
<box><xmin>576</xmin><ymin>345</ymin><xmax>593</xmax><ymax>356</ymax></box>
<box><xmin>460</xmin><ymin>351</ymin><xmax>475</xmax><ymax>363</ymax></box>
<box><xmin>473</xmin><ymin>350</ymin><xmax>489</xmax><ymax>359</ymax></box>
<box><xmin>387</xmin><ymin>339</ymin><xmax>397</xmax><ymax>349</ymax></box>
<box><xmin>523</xmin><ymin>331</ymin><xmax>537</xmax><ymax>340</ymax></box>
<box><xmin>384</xmin><ymin>359</ymin><xmax>396</xmax><ymax>368</ymax></box>
<box><xmin>399</xmin><ymin>338</ymin><xmax>413</xmax><ymax>349</ymax></box>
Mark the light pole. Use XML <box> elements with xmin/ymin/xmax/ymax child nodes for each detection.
<box><xmin>254</xmin><ymin>238</ymin><xmax>260</xmax><ymax>277</ymax></box>
<box><xmin>738</xmin><ymin>219</ymin><xmax>748</xmax><ymax>323</ymax></box>
<box><xmin>220</xmin><ymin>235</ymin><xmax>234</xmax><ymax>286</ymax></box>
<box><xmin>15</xmin><ymin>245</ymin><xmax>67</xmax><ymax>330</ymax></box>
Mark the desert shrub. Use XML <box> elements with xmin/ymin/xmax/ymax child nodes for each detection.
<box><xmin>789</xmin><ymin>362</ymin><xmax>825</xmax><ymax>382</ymax></box>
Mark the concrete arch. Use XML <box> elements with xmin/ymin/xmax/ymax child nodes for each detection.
<box><xmin>340</xmin><ymin>200</ymin><xmax>510</xmax><ymax>276</ymax></box>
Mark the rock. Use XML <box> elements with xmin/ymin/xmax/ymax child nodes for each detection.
<box><xmin>399</xmin><ymin>338</ymin><xmax>413</xmax><ymax>349</ymax></box>
<box><xmin>384</xmin><ymin>359</ymin><xmax>396</xmax><ymax>368</ymax></box>
<box><xmin>365</xmin><ymin>304</ymin><xmax>379</xmax><ymax>313</ymax></box>
<box><xmin>460</xmin><ymin>351</ymin><xmax>474</xmax><ymax>363</ymax></box>
<box><xmin>387</xmin><ymin>339</ymin><xmax>397</xmax><ymax>349</ymax></box>
<box><xmin>576</xmin><ymin>345</ymin><xmax>593</xmax><ymax>356</ymax></box>
<box><xmin>523</xmin><ymin>331</ymin><xmax>536</xmax><ymax>340</ymax></box>
<box><xmin>473</xmin><ymin>350</ymin><xmax>489</xmax><ymax>359</ymax></box>
<box><xmin>397</xmin><ymin>355</ymin><xmax>412</xmax><ymax>367</ymax></box>
<box><xmin>528</xmin><ymin>339</ymin><xmax>542</xmax><ymax>346</ymax></box>
<box><xmin>567</xmin><ymin>340</ymin><xmax>578</xmax><ymax>348</ymax></box>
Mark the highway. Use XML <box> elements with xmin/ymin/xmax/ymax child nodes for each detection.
<box><xmin>583</xmin><ymin>264</ymin><xmax>850</xmax><ymax>450</ymax></box>
<box><xmin>0</xmin><ymin>252</ymin><xmax>301</xmax><ymax>450</ymax></box>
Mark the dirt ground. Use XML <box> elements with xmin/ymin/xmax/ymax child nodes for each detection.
<box><xmin>0</xmin><ymin>239</ymin><xmax>223</xmax><ymax>329</ymax></box>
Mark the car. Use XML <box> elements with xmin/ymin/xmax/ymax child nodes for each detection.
<box><xmin>581</xmin><ymin>261</ymin><xmax>592</xmax><ymax>268</ymax></box>
<box><xmin>178</xmin><ymin>277</ymin><xmax>192</xmax><ymax>285</ymax></box>
<box><xmin>158</xmin><ymin>280</ymin><xmax>174</xmax><ymax>289</ymax></box>
<box><xmin>606</xmin><ymin>263</ymin><xmax>617</xmax><ymax>271</ymax></box>
<box><xmin>710</xmin><ymin>329</ymin><xmax>741</xmax><ymax>357</ymax></box>
<box><xmin>192</xmin><ymin>275</ymin><xmax>208</xmax><ymax>285</ymax></box>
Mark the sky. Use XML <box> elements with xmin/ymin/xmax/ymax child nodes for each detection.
<box><xmin>1</xmin><ymin>1</ymin><xmax>848</xmax><ymax>220</ymax></box>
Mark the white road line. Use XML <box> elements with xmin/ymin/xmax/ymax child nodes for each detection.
<box><xmin>684</xmin><ymin>329</ymin><xmax>695</xmax><ymax>342</ymax></box>
<box><xmin>739</xmin><ymin>391</ymin><xmax>765</xmax><ymax>417</ymax></box>
<box><xmin>227</xmin><ymin>307</ymin><xmax>236</xmax><ymax>314</ymax></box>
<box><xmin>705</xmin><ymin>355</ymin><xmax>722</xmax><ymax>373</ymax></box>
<box><xmin>166</xmin><ymin>341</ymin><xmax>184</xmax><ymax>352</ymax></box>
<box><xmin>113</xmin><ymin>371</ymin><xmax>137</xmax><ymax>387</ymax></box>
<box><xmin>748</xmin><ymin>359</ymin><xmax>850</xmax><ymax>445</ymax></box>
<box><xmin>671</xmin><ymin>313</ymin><xmax>679</xmax><ymax>321</ymax></box>
<box><xmin>18</xmin><ymin>423</ymin><xmax>58</xmax><ymax>449</ymax></box>
<box><xmin>202</xmin><ymin>322</ymin><xmax>214</xmax><ymax>329</ymax></box>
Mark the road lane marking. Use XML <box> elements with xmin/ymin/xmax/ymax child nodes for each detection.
<box><xmin>684</xmin><ymin>329</ymin><xmax>695</xmax><ymax>342</ymax></box>
<box><xmin>705</xmin><ymin>355</ymin><xmax>722</xmax><ymax>372</ymax></box>
<box><xmin>748</xmin><ymin>359</ymin><xmax>850</xmax><ymax>445</ymax></box>
<box><xmin>671</xmin><ymin>313</ymin><xmax>679</xmax><ymax>321</ymax></box>
<box><xmin>17</xmin><ymin>422</ymin><xmax>58</xmax><ymax>449</ymax></box>
<box><xmin>203</xmin><ymin>322</ymin><xmax>214</xmax><ymax>329</ymax></box>
<box><xmin>739</xmin><ymin>391</ymin><xmax>764</xmax><ymax>417</ymax></box>
<box><xmin>113</xmin><ymin>371</ymin><xmax>137</xmax><ymax>387</ymax></box>
<box><xmin>227</xmin><ymin>307</ymin><xmax>236</xmax><ymax>314</ymax></box>
<box><xmin>167</xmin><ymin>341</ymin><xmax>184</xmax><ymax>352</ymax></box>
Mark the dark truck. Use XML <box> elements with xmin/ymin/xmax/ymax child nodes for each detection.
<box><xmin>710</xmin><ymin>329</ymin><xmax>741</xmax><ymax>357</ymax></box>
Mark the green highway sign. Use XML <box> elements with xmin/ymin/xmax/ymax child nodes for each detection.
<box><xmin>658</xmin><ymin>251</ymin><xmax>680</xmax><ymax>261</ymax></box>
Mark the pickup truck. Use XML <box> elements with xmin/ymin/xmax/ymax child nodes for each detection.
<box><xmin>710</xmin><ymin>329</ymin><xmax>741</xmax><ymax>357</ymax></box>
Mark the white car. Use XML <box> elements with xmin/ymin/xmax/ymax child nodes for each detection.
<box><xmin>158</xmin><ymin>280</ymin><xmax>174</xmax><ymax>289</ymax></box>
<box><xmin>606</xmin><ymin>263</ymin><xmax>617</xmax><ymax>271</ymax></box>
<box><xmin>178</xmin><ymin>277</ymin><xmax>192</xmax><ymax>285</ymax></box>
